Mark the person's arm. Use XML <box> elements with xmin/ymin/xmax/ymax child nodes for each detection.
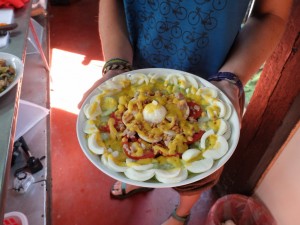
<box><xmin>78</xmin><ymin>1</ymin><xmax>132</xmax><ymax>108</ymax></box>
<box><xmin>213</xmin><ymin>0</ymin><xmax>292</xmax><ymax>119</ymax></box>
<box><xmin>219</xmin><ymin>0</ymin><xmax>292</xmax><ymax>84</ymax></box>
<box><xmin>99</xmin><ymin>0</ymin><xmax>133</xmax><ymax>63</ymax></box>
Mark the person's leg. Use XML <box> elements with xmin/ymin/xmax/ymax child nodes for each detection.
<box><xmin>161</xmin><ymin>192</ymin><xmax>203</xmax><ymax>225</ymax></box>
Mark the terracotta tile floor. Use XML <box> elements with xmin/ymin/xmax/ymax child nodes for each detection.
<box><xmin>48</xmin><ymin>1</ymin><xmax>218</xmax><ymax>224</ymax></box>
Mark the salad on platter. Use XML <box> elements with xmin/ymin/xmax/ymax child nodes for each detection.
<box><xmin>77</xmin><ymin>68</ymin><xmax>239</xmax><ymax>187</ymax></box>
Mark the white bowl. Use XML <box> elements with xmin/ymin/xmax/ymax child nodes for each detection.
<box><xmin>76</xmin><ymin>68</ymin><xmax>240</xmax><ymax>188</ymax></box>
<box><xmin>0</xmin><ymin>52</ymin><xmax>24</xmax><ymax>98</ymax></box>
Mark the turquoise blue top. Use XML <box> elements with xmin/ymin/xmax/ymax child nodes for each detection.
<box><xmin>123</xmin><ymin>0</ymin><xmax>251</xmax><ymax>79</ymax></box>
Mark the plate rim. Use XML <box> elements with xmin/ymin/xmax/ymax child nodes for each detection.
<box><xmin>0</xmin><ymin>52</ymin><xmax>24</xmax><ymax>98</ymax></box>
<box><xmin>76</xmin><ymin>68</ymin><xmax>240</xmax><ymax>188</ymax></box>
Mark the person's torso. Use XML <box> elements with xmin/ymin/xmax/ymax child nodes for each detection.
<box><xmin>123</xmin><ymin>0</ymin><xmax>251</xmax><ymax>79</ymax></box>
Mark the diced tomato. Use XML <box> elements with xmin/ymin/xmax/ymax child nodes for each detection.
<box><xmin>99</xmin><ymin>125</ymin><xmax>110</xmax><ymax>132</ymax></box>
<box><xmin>122</xmin><ymin>137</ymin><xmax>156</xmax><ymax>160</ymax></box>
<box><xmin>99</xmin><ymin>112</ymin><xmax>123</xmax><ymax>132</ymax></box>
<box><xmin>186</xmin><ymin>130</ymin><xmax>205</xmax><ymax>145</ymax></box>
<box><xmin>187</xmin><ymin>101</ymin><xmax>202</xmax><ymax>120</ymax></box>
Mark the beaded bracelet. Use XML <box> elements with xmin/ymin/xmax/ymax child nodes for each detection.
<box><xmin>102</xmin><ymin>58</ymin><xmax>133</xmax><ymax>76</ymax></box>
<box><xmin>208</xmin><ymin>72</ymin><xmax>244</xmax><ymax>97</ymax></box>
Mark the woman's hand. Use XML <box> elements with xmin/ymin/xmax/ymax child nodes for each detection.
<box><xmin>77</xmin><ymin>69</ymin><xmax>126</xmax><ymax>109</ymax></box>
<box><xmin>211</xmin><ymin>80</ymin><xmax>243</xmax><ymax>125</ymax></box>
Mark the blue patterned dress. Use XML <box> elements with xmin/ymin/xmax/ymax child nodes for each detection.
<box><xmin>123</xmin><ymin>0</ymin><xmax>251</xmax><ymax>79</ymax></box>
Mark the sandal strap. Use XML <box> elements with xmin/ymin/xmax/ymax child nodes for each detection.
<box><xmin>121</xmin><ymin>182</ymin><xmax>127</xmax><ymax>195</ymax></box>
<box><xmin>171</xmin><ymin>208</ymin><xmax>190</xmax><ymax>223</ymax></box>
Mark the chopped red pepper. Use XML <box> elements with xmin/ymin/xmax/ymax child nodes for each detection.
<box><xmin>187</xmin><ymin>101</ymin><xmax>202</xmax><ymax>120</ymax></box>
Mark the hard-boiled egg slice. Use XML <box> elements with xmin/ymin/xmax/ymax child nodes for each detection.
<box><xmin>83</xmin><ymin>100</ymin><xmax>101</xmax><ymax>120</ymax></box>
<box><xmin>107</xmin><ymin>154</ymin><xmax>127</xmax><ymax>172</ymax></box>
<box><xmin>87</xmin><ymin>132</ymin><xmax>105</xmax><ymax>154</ymax></box>
<box><xmin>196</xmin><ymin>87</ymin><xmax>218</xmax><ymax>98</ymax></box>
<box><xmin>143</xmin><ymin>100</ymin><xmax>167</xmax><ymax>124</ymax></box>
<box><xmin>185</xmin><ymin>158</ymin><xmax>214</xmax><ymax>173</ymax></box>
<box><xmin>137</xmin><ymin>132</ymin><xmax>162</xmax><ymax>143</ymax></box>
<box><xmin>126</xmin><ymin>158</ymin><xmax>154</xmax><ymax>171</ymax></box>
<box><xmin>112</xmin><ymin>74</ymin><xmax>127</xmax><ymax>82</ymax></box>
<box><xmin>185</xmin><ymin>75</ymin><xmax>199</xmax><ymax>89</ymax></box>
<box><xmin>224</xmin><ymin>101</ymin><xmax>232</xmax><ymax>120</ymax></box>
<box><xmin>223</xmin><ymin>120</ymin><xmax>232</xmax><ymax>140</ymax></box>
<box><xmin>182</xmin><ymin>149</ymin><xmax>201</xmax><ymax>162</ymax></box>
<box><xmin>101</xmin><ymin>154</ymin><xmax>109</xmax><ymax>167</ymax></box>
<box><xmin>165</xmin><ymin>73</ymin><xmax>186</xmax><ymax>88</ymax></box>
<box><xmin>149</xmin><ymin>73</ymin><xmax>166</xmax><ymax>83</ymax></box>
<box><xmin>124</xmin><ymin>168</ymin><xmax>155</xmax><ymax>181</ymax></box>
<box><xmin>200</xmin><ymin>129</ymin><xmax>215</xmax><ymax>149</ymax></box>
<box><xmin>216</xmin><ymin>119</ymin><xmax>228</xmax><ymax>136</ymax></box>
<box><xmin>155</xmin><ymin>168</ymin><xmax>188</xmax><ymax>184</ymax></box>
<box><xmin>127</xmin><ymin>72</ymin><xmax>149</xmax><ymax>85</ymax></box>
<box><xmin>112</xmin><ymin>74</ymin><xmax>130</xmax><ymax>87</ymax></box>
<box><xmin>83</xmin><ymin>120</ymin><xmax>99</xmax><ymax>134</ymax></box>
<box><xmin>206</xmin><ymin>100</ymin><xmax>226</xmax><ymax>119</ymax></box>
<box><xmin>131</xmin><ymin>164</ymin><xmax>154</xmax><ymax>171</ymax></box>
<box><xmin>99</xmin><ymin>80</ymin><xmax>122</xmax><ymax>91</ymax></box>
<box><xmin>155</xmin><ymin>167</ymin><xmax>181</xmax><ymax>178</ymax></box>
<box><xmin>202</xmin><ymin>135</ymin><xmax>229</xmax><ymax>160</ymax></box>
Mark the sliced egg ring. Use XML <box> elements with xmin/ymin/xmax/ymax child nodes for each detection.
<box><xmin>182</xmin><ymin>148</ymin><xmax>201</xmax><ymax>161</ymax></box>
<box><xmin>154</xmin><ymin>167</ymin><xmax>182</xmax><ymax>178</ymax></box>
<box><xmin>99</xmin><ymin>79</ymin><xmax>123</xmax><ymax>91</ymax></box>
<box><xmin>124</xmin><ymin>168</ymin><xmax>156</xmax><ymax>181</ymax></box>
<box><xmin>200</xmin><ymin>129</ymin><xmax>215</xmax><ymax>149</ymax></box>
<box><xmin>196</xmin><ymin>87</ymin><xmax>218</xmax><ymax>98</ymax></box>
<box><xmin>83</xmin><ymin>100</ymin><xmax>101</xmax><ymax>120</ymax></box>
<box><xmin>216</xmin><ymin>119</ymin><xmax>228</xmax><ymax>136</ymax></box>
<box><xmin>155</xmin><ymin>168</ymin><xmax>188</xmax><ymax>184</ymax></box>
<box><xmin>223</xmin><ymin>101</ymin><xmax>232</xmax><ymax>120</ymax></box>
<box><xmin>126</xmin><ymin>158</ymin><xmax>154</xmax><ymax>171</ymax></box>
<box><xmin>165</xmin><ymin>73</ymin><xmax>186</xmax><ymax>88</ymax></box>
<box><xmin>206</xmin><ymin>100</ymin><xmax>227</xmax><ymax>119</ymax></box>
<box><xmin>137</xmin><ymin>132</ymin><xmax>162</xmax><ymax>143</ymax></box>
<box><xmin>202</xmin><ymin>135</ymin><xmax>229</xmax><ymax>160</ymax></box>
<box><xmin>185</xmin><ymin>158</ymin><xmax>214</xmax><ymax>173</ymax></box>
<box><xmin>87</xmin><ymin>132</ymin><xmax>105</xmax><ymax>154</ymax></box>
<box><xmin>107</xmin><ymin>154</ymin><xmax>128</xmax><ymax>172</ymax></box>
<box><xmin>223</xmin><ymin>120</ymin><xmax>232</xmax><ymax>140</ymax></box>
<box><xmin>149</xmin><ymin>73</ymin><xmax>167</xmax><ymax>83</ymax></box>
<box><xmin>83</xmin><ymin>120</ymin><xmax>99</xmax><ymax>134</ymax></box>
<box><xmin>127</xmin><ymin>72</ymin><xmax>149</xmax><ymax>85</ymax></box>
<box><xmin>185</xmin><ymin>75</ymin><xmax>199</xmax><ymax>89</ymax></box>
<box><xmin>101</xmin><ymin>154</ymin><xmax>109</xmax><ymax>167</ymax></box>
<box><xmin>112</xmin><ymin>74</ymin><xmax>131</xmax><ymax>87</ymax></box>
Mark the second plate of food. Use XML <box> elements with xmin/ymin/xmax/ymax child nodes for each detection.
<box><xmin>0</xmin><ymin>52</ymin><xmax>24</xmax><ymax>98</ymax></box>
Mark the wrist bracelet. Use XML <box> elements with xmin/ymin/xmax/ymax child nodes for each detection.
<box><xmin>102</xmin><ymin>58</ymin><xmax>133</xmax><ymax>76</ymax></box>
<box><xmin>208</xmin><ymin>72</ymin><xmax>244</xmax><ymax>97</ymax></box>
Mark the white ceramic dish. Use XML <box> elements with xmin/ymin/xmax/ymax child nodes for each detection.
<box><xmin>0</xmin><ymin>52</ymin><xmax>24</xmax><ymax>98</ymax></box>
<box><xmin>76</xmin><ymin>68</ymin><xmax>240</xmax><ymax>188</ymax></box>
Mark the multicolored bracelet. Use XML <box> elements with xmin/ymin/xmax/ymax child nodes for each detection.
<box><xmin>208</xmin><ymin>72</ymin><xmax>244</xmax><ymax>97</ymax></box>
<box><xmin>102</xmin><ymin>58</ymin><xmax>133</xmax><ymax>76</ymax></box>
